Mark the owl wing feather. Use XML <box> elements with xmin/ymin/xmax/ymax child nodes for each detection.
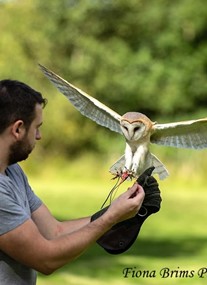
<box><xmin>39</xmin><ymin>64</ymin><xmax>122</xmax><ymax>134</ymax></box>
<box><xmin>151</xmin><ymin>118</ymin><xmax>207</xmax><ymax>149</ymax></box>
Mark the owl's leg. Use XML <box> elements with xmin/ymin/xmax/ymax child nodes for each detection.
<box><xmin>109</xmin><ymin>145</ymin><xmax>135</xmax><ymax>181</ymax></box>
<box><xmin>131</xmin><ymin>145</ymin><xmax>148</xmax><ymax>176</ymax></box>
<box><xmin>116</xmin><ymin>144</ymin><xmax>135</xmax><ymax>181</ymax></box>
<box><xmin>124</xmin><ymin>143</ymin><xmax>133</xmax><ymax>171</ymax></box>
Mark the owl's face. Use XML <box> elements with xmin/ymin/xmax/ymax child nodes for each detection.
<box><xmin>120</xmin><ymin>120</ymin><xmax>146</xmax><ymax>141</ymax></box>
<box><xmin>120</xmin><ymin>112</ymin><xmax>153</xmax><ymax>142</ymax></box>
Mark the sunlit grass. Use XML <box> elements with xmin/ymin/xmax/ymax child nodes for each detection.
<box><xmin>21</xmin><ymin>150</ymin><xmax>207</xmax><ymax>285</ymax></box>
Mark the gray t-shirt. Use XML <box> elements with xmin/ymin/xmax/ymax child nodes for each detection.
<box><xmin>0</xmin><ymin>164</ymin><xmax>42</xmax><ymax>285</ymax></box>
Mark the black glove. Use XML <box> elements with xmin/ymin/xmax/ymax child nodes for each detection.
<box><xmin>91</xmin><ymin>167</ymin><xmax>162</xmax><ymax>254</ymax></box>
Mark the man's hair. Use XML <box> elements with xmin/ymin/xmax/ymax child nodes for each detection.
<box><xmin>0</xmin><ymin>79</ymin><xmax>47</xmax><ymax>134</ymax></box>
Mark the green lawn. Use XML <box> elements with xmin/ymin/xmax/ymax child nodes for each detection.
<box><xmin>25</xmin><ymin>157</ymin><xmax>207</xmax><ymax>285</ymax></box>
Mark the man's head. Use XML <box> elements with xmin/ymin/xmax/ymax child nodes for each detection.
<box><xmin>0</xmin><ymin>80</ymin><xmax>47</xmax><ymax>164</ymax></box>
<box><xmin>0</xmin><ymin>79</ymin><xmax>47</xmax><ymax>134</ymax></box>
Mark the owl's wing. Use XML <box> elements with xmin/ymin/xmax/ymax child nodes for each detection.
<box><xmin>151</xmin><ymin>118</ymin><xmax>207</xmax><ymax>149</ymax></box>
<box><xmin>39</xmin><ymin>64</ymin><xmax>122</xmax><ymax>134</ymax></box>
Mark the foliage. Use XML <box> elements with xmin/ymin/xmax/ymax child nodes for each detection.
<box><xmin>0</xmin><ymin>0</ymin><xmax>207</xmax><ymax>159</ymax></box>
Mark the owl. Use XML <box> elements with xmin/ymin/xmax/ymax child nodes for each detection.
<box><xmin>39</xmin><ymin>64</ymin><xmax>207</xmax><ymax>180</ymax></box>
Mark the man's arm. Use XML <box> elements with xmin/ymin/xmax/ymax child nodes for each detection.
<box><xmin>32</xmin><ymin>204</ymin><xmax>91</xmax><ymax>239</ymax></box>
<box><xmin>0</xmin><ymin>183</ymin><xmax>144</xmax><ymax>275</ymax></box>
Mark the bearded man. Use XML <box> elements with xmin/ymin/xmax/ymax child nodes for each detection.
<box><xmin>0</xmin><ymin>80</ymin><xmax>145</xmax><ymax>285</ymax></box>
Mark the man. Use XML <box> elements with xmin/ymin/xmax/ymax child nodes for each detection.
<box><xmin>0</xmin><ymin>80</ymin><xmax>145</xmax><ymax>284</ymax></box>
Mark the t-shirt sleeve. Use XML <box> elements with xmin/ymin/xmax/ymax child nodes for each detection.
<box><xmin>0</xmin><ymin>164</ymin><xmax>42</xmax><ymax>235</ymax></box>
<box><xmin>0</xmin><ymin>178</ymin><xmax>30</xmax><ymax>235</ymax></box>
<box><xmin>12</xmin><ymin>164</ymin><xmax>42</xmax><ymax>213</ymax></box>
<box><xmin>26</xmin><ymin>184</ymin><xmax>42</xmax><ymax>213</ymax></box>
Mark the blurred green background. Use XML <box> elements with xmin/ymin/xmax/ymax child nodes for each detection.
<box><xmin>1</xmin><ymin>0</ymin><xmax>207</xmax><ymax>284</ymax></box>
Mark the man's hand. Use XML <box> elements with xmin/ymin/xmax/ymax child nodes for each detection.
<box><xmin>102</xmin><ymin>183</ymin><xmax>145</xmax><ymax>226</ymax></box>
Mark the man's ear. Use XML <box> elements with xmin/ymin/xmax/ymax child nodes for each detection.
<box><xmin>11</xmin><ymin>120</ymin><xmax>26</xmax><ymax>140</ymax></box>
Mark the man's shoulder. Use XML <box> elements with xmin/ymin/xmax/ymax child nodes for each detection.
<box><xmin>0</xmin><ymin>164</ymin><xmax>22</xmax><ymax>193</ymax></box>
<box><xmin>7</xmin><ymin>163</ymin><xmax>24</xmax><ymax>176</ymax></box>
<box><xmin>5</xmin><ymin>163</ymin><xmax>28</xmax><ymax>186</ymax></box>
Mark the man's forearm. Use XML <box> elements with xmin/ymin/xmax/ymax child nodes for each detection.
<box><xmin>38</xmin><ymin>213</ymin><xmax>114</xmax><ymax>274</ymax></box>
<box><xmin>54</xmin><ymin>216</ymin><xmax>91</xmax><ymax>237</ymax></box>
<box><xmin>32</xmin><ymin>204</ymin><xmax>91</xmax><ymax>240</ymax></box>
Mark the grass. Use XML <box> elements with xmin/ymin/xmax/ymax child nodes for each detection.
<box><xmin>21</xmin><ymin>151</ymin><xmax>207</xmax><ymax>285</ymax></box>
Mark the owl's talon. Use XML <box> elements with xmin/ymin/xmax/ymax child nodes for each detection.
<box><xmin>121</xmin><ymin>169</ymin><xmax>136</xmax><ymax>181</ymax></box>
<box><xmin>121</xmin><ymin>171</ymin><xmax>130</xmax><ymax>181</ymax></box>
<box><xmin>112</xmin><ymin>168</ymin><xmax>137</xmax><ymax>182</ymax></box>
<box><xmin>111</xmin><ymin>170</ymin><xmax>123</xmax><ymax>180</ymax></box>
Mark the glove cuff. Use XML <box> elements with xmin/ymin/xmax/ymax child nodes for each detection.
<box><xmin>91</xmin><ymin>204</ymin><xmax>156</xmax><ymax>254</ymax></box>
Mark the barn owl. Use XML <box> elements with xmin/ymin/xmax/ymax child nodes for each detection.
<box><xmin>39</xmin><ymin>64</ymin><xmax>207</xmax><ymax>180</ymax></box>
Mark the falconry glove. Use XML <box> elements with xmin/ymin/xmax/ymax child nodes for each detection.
<box><xmin>91</xmin><ymin>167</ymin><xmax>162</xmax><ymax>254</ymax></box>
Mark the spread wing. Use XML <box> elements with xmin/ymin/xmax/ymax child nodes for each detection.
<box><xmin>151</xmin><ymin>118</ymin><xmax>207</xmax><ymax>149</ymax></box>
<box><xmin>39</xmin><ymin>64</ymin><xmax>122</xmax><ymax>134</ymax></box>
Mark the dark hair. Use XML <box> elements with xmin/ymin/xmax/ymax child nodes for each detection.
<box><xmin>0</xmin><ymin>79</ymin><xmax>47</xmax><ymax>134</ymax></box>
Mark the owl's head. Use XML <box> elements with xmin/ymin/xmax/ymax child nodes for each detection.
<box><xmin>120</xmin><ymin>112</ymin><xmax>154</xmax><ymax>142</ymax></box>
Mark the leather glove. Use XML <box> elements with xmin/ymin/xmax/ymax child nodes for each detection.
<box><xmin>91</xmin><ymin>167</ymin><xmax>162</xmax><ymax>254</ymax></box>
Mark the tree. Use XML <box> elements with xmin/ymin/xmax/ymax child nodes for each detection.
<box><xmin>1</xmin><ymin>0</ymin><xmax>207</xmax><ymax>158</ymax></box>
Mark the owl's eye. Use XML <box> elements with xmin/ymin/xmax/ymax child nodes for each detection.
<box><xmin>123</xmin><ymin>126</ymin><xmax>128</xmax><ymax>131</ymax></box>
<box><xmin>134</xmin><ymin>126</ymin><xmax>140</xmax><ymax>132</ymax></box>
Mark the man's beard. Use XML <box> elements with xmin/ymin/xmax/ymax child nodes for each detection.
<box><xmin>8</xmin><ymin>138</ymin><xmax>33</xmax><ymax>165</ymax></box>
